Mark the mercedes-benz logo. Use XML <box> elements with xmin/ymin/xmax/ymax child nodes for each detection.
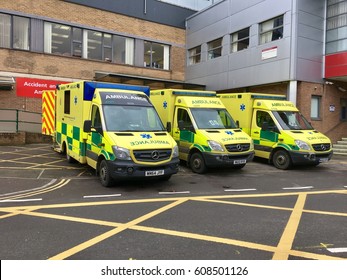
<box><xmin>236</xmin><ymin>144</ymin><xmax>242</xmax><ymax>151</ymax></box>
<box><xmin>151</xmin><ymin>150</ymin><xmax>160</xmax><ymax>160</ymax></box>
<box><xmin>321</xmin><ymin>144</ymin><xmax>326</xmax><ymax>151</ymax></box>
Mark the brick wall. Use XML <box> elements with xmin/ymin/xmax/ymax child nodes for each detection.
<box><xmin>0</xmin><ymin>0</ymin><xmax>186</xmax><ymax>113</ymax></box>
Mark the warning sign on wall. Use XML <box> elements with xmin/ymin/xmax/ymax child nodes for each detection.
<box><xmin>16</xmin><ymin>77</ymin><xmax>67</xmax><ymax>98</ymax></box>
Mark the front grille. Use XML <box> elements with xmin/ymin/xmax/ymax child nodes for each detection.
<box><xmin>312</xmin><ymin>143</ymin><xmax>331</xmax><ymax>152</ymax></box>
<box><xmin>225</xmin><ymin>143</ymin><xmax>250</xmax><ymax>152</ymax></box>
<box><xmin>133</xmin><ymin>149</ymin><xmax>172</xmax><ymax>162</ymax></box>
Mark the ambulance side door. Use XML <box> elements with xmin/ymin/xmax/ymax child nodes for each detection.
<box><xmin>252</xmin><ymin>110</ymin><xmax>279</xmax><ymax>158</ymax></box>
<box><xmin>86</xmin><ymin>104</ymin><xmax>103</xmax><ymax>169</ymax></box>
<box><xmin>173</xmin><ymin>107</ymin><xmax>195</xmax><ymax>161</ymax></box>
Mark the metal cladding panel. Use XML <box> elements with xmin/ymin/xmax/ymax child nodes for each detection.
<box><xmin>63</xmin><ymin>0</ymin><xmax>196</xmax><ymax>28</ymax></box>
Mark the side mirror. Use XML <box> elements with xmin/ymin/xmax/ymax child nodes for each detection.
<box><xmin>166</xmin><ymin>122</ymin><xmax>172</xmax><ymax>133</ymax></box>
<box><xmin>83</xmin><ymin>120</ymin><xmax>92</xmax><ymax>133</ymax></box>
<box><xmin>236</xmin><ymin>120</ymin><xmax>240</xmax><ymax>128</ymax></box>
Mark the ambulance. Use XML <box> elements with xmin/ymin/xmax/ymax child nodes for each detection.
<box><xmin>150</xmin><ymin>89</ymin><xmax>254</xmax><ymax>173</ymax></box>
<box><xmin>218</xmin><ymin>93</ymin><xmax>333</xmax><ymax>169</ymax></box>
<box><xmin>42</xmin><ymin>81</ymin><xmax>179</xmax><ymax>187</ymax></box>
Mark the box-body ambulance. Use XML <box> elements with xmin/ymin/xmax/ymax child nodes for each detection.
<box><xmin>42</xmin><ymin>81</ymin><xmax>179</xmax><ymax>187</ymax></box>
<box><xmin>218</xmin><ymin>93</ymin><xmax>333</xmax><ymax>169</ymax></box>
<box><xmin>150</xmin><ymin>89</ymin><xmax>254</xmax><ymax>173</ymax></box>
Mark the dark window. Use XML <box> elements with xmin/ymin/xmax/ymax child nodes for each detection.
<box><xmin>64</xmin><ymin>90</ymin><xmax>71</xmax><ymax>114</ymax></box>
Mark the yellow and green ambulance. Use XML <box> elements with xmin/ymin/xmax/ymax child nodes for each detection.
<box><xmin>150</xmin><ymin>89</ymin><xmax>254</xmax><ymax>173</ymax></box>
<box><xmin>218</xmin><ymin>93</ymin><xmax>333</xmax><ymax>169</ymax></box>
<box><xmin>42</xmin><ymin>81</ymin><xmax>179</xmax><ymax>187</ymax></box>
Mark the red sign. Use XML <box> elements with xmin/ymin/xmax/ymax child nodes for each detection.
<box><xmin>16</xmin><ymin>77</ymin><xmax>68</xmax><ymax>98</ymax></box>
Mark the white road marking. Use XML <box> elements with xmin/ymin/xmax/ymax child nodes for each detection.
<box><xmin>0</xmin><ymin>198</ymin><xmax>42</xmax><ymax>203</ymax></box>
<box><xmin>282</xmin><ymin>186</ymin><xmax>314</xmax><ymax>190</ymax></box>
<box><xmin>83</xmin><ymin>194</ymin><xmax>122</xmax><ymax>198</ymax></box>
<box><xmin>224</xmin><ymin>188</ymin><xmax>256</xmax><ymax>192</ymax></box>
<box><xmin>327</xmin><ymin>247</ymin><xmax>347</xmax><ymax>253</ymax></box>
<box><xmin>158</xmin><ymin>191</ymin><xmax>190</xmax><ymax>195</ymax></box>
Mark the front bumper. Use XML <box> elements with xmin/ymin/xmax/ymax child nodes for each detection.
<box><xmin>107</xmin><ymin>157</ymin><xmax>180</xmax><ymax>180</ymax></box>
<box><xmin>289</xmin><ymin>150</ymin><xmax>333</xmax><ymax>165</ymax></box>
<box><xmin>202</xmin><ymin>151</ymin><xmax>254</xmax><ymax>168</ymax></box>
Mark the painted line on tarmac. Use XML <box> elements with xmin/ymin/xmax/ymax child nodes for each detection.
<box><xmin>282</xmin><ymin>186</ymin><xmax>314</xmax><ymax>190</ymax></box>
<box><xmin>0</xmin><ymin>179</ymin><xmax>57</xmax><ymax>198</ymax></box>
<box><xmin>327</xmin><ymin>247</ymin><xmax>347</xmax><ymax>253</ymax></box>
<box><xmin>83</xmin><ymin>194</ymin><xmax>122</xmax><ymax>199</ymax></box>
<box><xmin>224</xmin><ymin>188</ymin><xmax>257</xmax><ymax>192</ymax></box>
<box><xmin>0</xmin><ymin>198</ymin><xmax>43</xmax><ymax>203</ymax></box>
<box><xmin>158</xmin><ymin>191</ymin><xmax>190</xmax><ymax>195</ymax></box>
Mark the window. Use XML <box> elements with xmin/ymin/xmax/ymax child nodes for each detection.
<box><xmin>259</xmin><ymin>15</ymin><xmax>284</xmax><ymax>44</ymax></box>
<box><xmin>13</xmin><ymin>16</ymin><xmax>30</xmax><ymax>50</ymax></box>
<box><xmin>87</xmin><ymin>30</ymin><xmax>102</xmax><ymax>60</ymax></box>
<box><xmin>144</xmin><ymin>41</ymin><xmax>170</xmax><ymax>70</ymax></box>
<box><xmin>207</xmin><ymin>38</ymin><xmax>222</xmax><ymax>59</ymax></box>
<box><xmin>64</xmin><ymin>90</ymin><xmax>71</xmax><ymax>114</ymax></box>
<box><xmin>326</xmin><ymin>0</ymin><xmax>347</xmax><ymax>54</ymax></box>
<box><xmin>311</xmin><ymin>96</ymin><xmax>321</xmax><ymax>119</ymax></box>
<box><xmin>231</xmin><ymin>28</ymin><xmax>249</xmax><ymax>53</ymax></box>
<box><xmin>0</xmin><ymin>13</ymin><xmax>11</xmax><ymax>48</ymax></box>
<box><xmin>44</xmin><ymin>23</ymin><xmax>72</xmax><ymax>55</ymax></box>
<box><xmin>72</xmin><ymin>27</ymin><xmax>82</xmax><ymax>57</ymax></box>
<box><xmin>0</xmin><ymin>14</ymin><xmax>29</xmax><ymax>50</ymax></box>
<box><xmin>188</xmin><ymin>45</ymin><xmax>201</xmax><ymax>65</ymax></box>
<box><xmin>113</xmin><ymin>35</ymin><xmax>134</xmax><ymax>65</ymax></box>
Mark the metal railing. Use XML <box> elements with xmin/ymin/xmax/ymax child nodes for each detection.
<box><xmin>0</xmin><ymin>109</ymin><xmax>41</xmax><ymax>133</ymax></box>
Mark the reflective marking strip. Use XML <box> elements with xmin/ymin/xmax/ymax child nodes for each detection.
<box><xmin>327</xmin><ymin>247</ymin><xmax>347</xmax><ymax>253</ymax></box>
<box><xmin>224</xmin><ymin>188</ymin><xmax>256</xmax><ymax>192</ymax></box>
<box><xmin>83</xmin><ymin>194</ymin><xmax>121</xmax><ymax>199</ymax></box>
<box><xmin>282</xmin><ymin>186</ymin><xmax>314</xmax><ymax>190</ymax></box>
<box><xmin>42</xmin><ymin>91</ymin><xmax>55</xmax><ymax>135</ymax></box>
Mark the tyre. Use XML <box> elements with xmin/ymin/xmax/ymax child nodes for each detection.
<box><xmin>66</xmin><ymin>151</ymin><xmax>76</xmax><ymax>163</ymax></box>
<box><xmin>272</xmin><ymin>150</ymin><xmax>292</xmax><ymax>170</ymax></box>
<box><xmin>99</xmin><ymin>159</ymin><xmax>114</xmax><ymax>187</ymax></box>
<box><xmin>189</xmin><ymin>152</ymin><xmax>207</xmax><ymax>174</ymax></box>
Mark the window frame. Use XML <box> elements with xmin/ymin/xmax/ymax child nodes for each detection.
<box><xmin>144</xmin><ymin>41</ymin><xmax>170</xmax><ymax>70</ymax></box>
<box><xmin>207</xmin><ymin>37</ymin><xmax>223</xmax><ymax>60</ymax></box>
<box><xmin>310</xmin><ymin>95</ymin><xmax>322</xmax><ymax>120</ymax></box>
<box><xmin>230</xmin><ymin>27</ymin><xmax>250</xmax><ymax>53</ymax></box>
<box><xmin>188</xmin><ymin>45</ymin><xmax>201</xmax><ymax>65</ymax></box>
<box><xmin>259</xmin><ymin>15</ymin><xmax>284</xmax><ymax>45</ymax></box>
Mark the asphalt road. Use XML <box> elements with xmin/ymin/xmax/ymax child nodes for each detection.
<box><xmin>0</xmin><ymin>143</ymin><xmax>346</xmax><ymax>260</ymax></box>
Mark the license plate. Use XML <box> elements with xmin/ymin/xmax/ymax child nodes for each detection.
<box><xmin>319</xmin><ymin>158</ymin><xmax>328</xmax><ymax>163</ymax></box>
<box><xmin>233</xmin><ymin>159</ymin><xmax>247</xmax><ymax>165</ymax></box>
<box><xmin>145</xmin><ymin>170</ymin><xmax>164</xmax><ymax>176</ymax></box>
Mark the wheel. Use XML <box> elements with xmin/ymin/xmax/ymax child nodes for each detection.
<box><xmin>189</xmin><ymin>152</ymin><xmax>207</xmax><ymax>174</ymax></box>
<box><xmin>66</xmin><ymin>150</ymin><xmax>76</xmax><ymax>163</ymax></box>
<box><xmin>99</xmin><ymin>159</ymin><xmax>114</xmax><ymax>187</ymax></box>
<box><xmin>63</xmin><ymin>143</ymin><xmax>75</xmax><ymax>163</ymax></box>
<box><xmin>272</xmin><ymin>150</ymin><xmax>292</xmax><ymax>170</ymax></box>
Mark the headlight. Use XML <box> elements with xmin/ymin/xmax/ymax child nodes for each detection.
<box><xmin>112</xmin><ymin>146</ymin><xmax>131</xmax><ymax>160</ymax></box>
<box><xmin>208</xmin><ymin>140</ymin><xmax>224</xmax><ymax>152</ymax></box>
<box><xmin>295</xmin><ymin>140</ymin><xmax>311</xmax><ymax>151</ymax></box>
<box><xmin>172</xmin><ymin>145</ymin><xmax>179</xmax><ymax>158</ymax></box>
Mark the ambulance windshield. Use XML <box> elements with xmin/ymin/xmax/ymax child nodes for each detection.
<box><xmin>103</xmin><ymin>105</ymin><xmax>165</xmax><ymax>132</ymax></box>
<box><xmin>191</xmin><ymin>108</ymin><xmax>238</xmax><ymax>129</ymax></box>
<box><xmin>274</xmin><ymin>111</ymin><xmax>313</xmax><ymax>130</ymax></box>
